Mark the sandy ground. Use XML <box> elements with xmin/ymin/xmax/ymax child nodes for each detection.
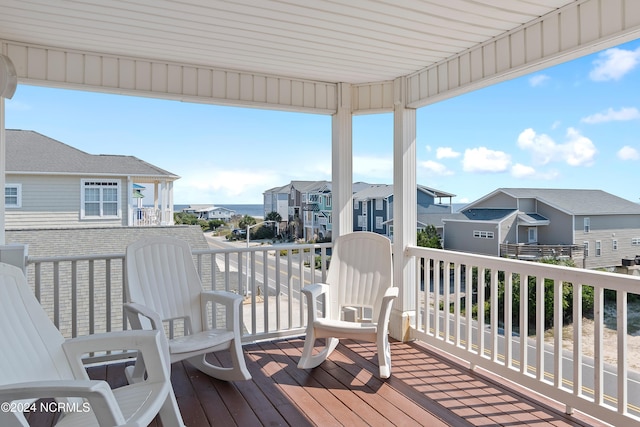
<box><xmin>545</xmin><ymin>311</ymin><xmax>640</xmax><ymax>372</ymax></box>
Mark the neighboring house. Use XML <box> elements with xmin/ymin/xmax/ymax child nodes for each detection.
<box><xmin>183</xmin><ymin>205</ymin><xmax>236</xmax><ymax>221</ymax></box>
<box><xmin>263</xmin><ymin>183</ymin><xmax>291</xmax><ymax>223</ymax></box>
<box><xmin>4</xmin><ymin>129</ymin><xmax>179</xmax><ymax>229</ymax></box>
<box><xmin>266</xmin><ymin>180</ymin><xmax>456</xmax><ymax>241</ymax></box>
<box><xmin>354</xmin><ymin>184</ymin><xmax>455</xmax><ymax>240</ymax></box>
<box><xmin>299</xmin><ymin>180</ymin><xmax>331</xmax><ymax>241</ymax></box>
<box><xmin>443</xmin><ymin>188</ymin><xmax>640</xmax><ymax>270</ymax></box>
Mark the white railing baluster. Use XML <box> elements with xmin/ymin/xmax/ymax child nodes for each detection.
<box><xmin>618</xmin><ymin>290</ymin><xmax>628</xmax><ymax>414</ymax></box>
<box><xmin>573</xmin><ymin>283</ymin><xmax>583</xmax><ymax>397</ymax></box>
<box><xmin>594</xmin><ymin>286</ymin><xmax>604</xmax><ymax>406</ymax></box>
<box><xmin>536</xmin><ymin>275</ymin><xmax>544</xmax><ymax>382</ymax></box>
<box><xmin>71</xmin><ymin>260</ymin><xmax>78</xmax><ymax>338</ymax></box>
<box><xmin>553</xmin><ymin>279</ymin><xmax>562</xmax><ymax>389</ymax></box>
<box><xmin>520</xmin><ymin>274</ymin><xmax>528</xmax><ymax>375</ymax></box>
<box><xmin>505</xmin><ymin>271</ymin><xmax>513</xmax><ymax>369</ymax></box>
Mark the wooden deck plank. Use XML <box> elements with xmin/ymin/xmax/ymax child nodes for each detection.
<box><xmin>22</xmin><ymin>337</ymin><xmax>609</xmax><ymax>427</ymax></box>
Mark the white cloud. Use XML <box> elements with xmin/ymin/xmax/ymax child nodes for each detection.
<box><xmin>516</xmin><ymin>128</ymin><xmax>557</xmax><ymax>165</ymax></box>
<box><xmin>529</xmin><ymin>74</ymin><xmax>550</xmax><ymax>87</ymax></box>
<box><xmin>581</xmin><ymin>107</ymin><xmax>640</xmax><ymax>124</ymax></box>
<box><xmin>517</xmin><ymin>127</ymin><xmax>597</xmax><ymax>167</ymax></box>
<box><xmin>562</xmin><ymin>128</ymin><xmax>597</xmax><ymax>166</ymax></box>
<box><xmin>419</xmin><ymin>160</ymin><xmax>454</xmax><ymax>176</ymax></box>
<box><xmin>436</xmin><ymin>147</ymin><xmax>461</xmax><ymax>159</ymax></box>
<box><xmin>175</xmin><ymin>169</ymin><xmax>283</xmax><ymax>204</ymax></box>
<box><xmin>617</xmin><ymin>145</ymin><xmax>640</xmax><ymax>160</ymax></box>
<box><xmin>511</xmin><ymin>163</ymin><xmax>536</xmax><ymax>178</ymax></box>
<box><xmin>5</xmin><ymin>99</ymin><xmax>31</xmax><ymax>111</ymax></box>
<box><xmin>462</xmin><ymin>147</ymin><xmax>511</xmax><ymax>173</ymax></box>
<box><xmin>589</xmin><ymin>47</ymin><xmax>640</xmax><ymax>81</ymax></box>
<box><xmin>353</xmin><ymin>155</ymin><xmax>393</xmax><ymax>180</ymax></box>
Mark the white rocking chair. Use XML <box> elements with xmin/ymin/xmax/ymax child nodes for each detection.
<box><xmin>0</xmin><ymin>262</ymin><xmax>184</xmax><ymax>427</ymax></box>
<box><xmin>124</xmin><ymin>236</ymin><xmax>251</xmax><ymax>382</ymax></box>
<box><xmin>298</xmin><ymin>232</ymin><xmax>398</xmax><ymax>378</ymax></box>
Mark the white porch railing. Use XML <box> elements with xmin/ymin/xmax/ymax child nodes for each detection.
<box><xmin>408</xmin><ymin>245</ymin><xmax>640</xmax><ymax>427</ymax></box>
<box><xmin>132</xmin><ymin>207</ymin><xmax>174</xmax><ymax>226</ymax></box>
<box><xmin>26</xmin><ymin>243</ymin><xmax>331</xmax><ymax>343</ymax></box>
<box><xmin>23</xmin><ymin>244</ymin><xmax>640</xmax><ymax>426</ymax></box>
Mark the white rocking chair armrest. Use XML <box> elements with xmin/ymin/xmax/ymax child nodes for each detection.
<box><xmin>301</xmin><ymin>283</ymin><xmax>329</xmax><ymax>299</ymax></box>
<box><xmin>301</xmin><ymin>283</ymin><xmax>329</xmax><ymax>322</ymax></box>
<box><xmin>376</xmin><ymin>286</ymin><xmax>399</xmax><ymax>327</ymax></box>
<box><xmin>201</xmin><ymin>290</ymin><xmax>243</xmax><ymax>332</ymax></box>
<box><xmin>63</xmin><ymin>330</ymin><xmax>171</xmax><ymax>384</ymax></box>
<box><xmin>0</xmin><ymin>380</ymin><xmax>125</xmax><ymax>426</ymax></box>
<box><xmin>200</xmin><ymin>290</ymin><xmax>243</xmax><ymax>309</ymax></box>
<box><xmin>124</xmin><ymin>302</ymin><xmax>164</xmax><ymax>331</ymax></box>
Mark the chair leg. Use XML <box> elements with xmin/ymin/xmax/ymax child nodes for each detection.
<box><xmin>298</xmin><ymin>330</ymin><xmax>339</xmax><ymax>370</ymax></box>
<box><xmin>377</xmin><ymin>334</ymin><xmax>392</xmax><ymax>379</ymax></box>
<box><xmin>158</xmin><ymin>387</ymin><xmax>186</xmax><ymax>427</ymax></box>
<box><xmin>186</xmin><ymin>339</ymin><xmax>251</xmax><ymax>381</ymax></box>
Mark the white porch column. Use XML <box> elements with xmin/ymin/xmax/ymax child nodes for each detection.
<box><xmin>126</xmin><ymin>177</ymin><xmax>134</xmax><ymax>226</ymax></box>
<box><xmin>0</xmin><ymin>97</ymin><xmax>6</xmax><ymax>244</ymax></box>
<box><xmin>167</xmin><ymin>180</ymin><xmax>174</xmax><ymax>225</ymax></box>
<box><xmin>0</xmin><ymin>53</ymin><xmax>16</xmax><ymax>245</ymax></box>
<box><xmin>331</xmin><ymin>82</ymin><xmax>353</xmax><ymax>238</ymax></box>
<box><xmin>389</xmin><ymin>77</ymin><xmax>417</xmax><ymax>342</ymax></box>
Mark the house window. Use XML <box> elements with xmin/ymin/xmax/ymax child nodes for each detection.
<box><xmin>613</xmin><ymin>239</ymin><xmax>618</xmax><ymax>250</ymax></box>
<box><xmin>473</xmin><ymin>230</ymin><xmax>494</xmax><ymax>239</ymax></box>
<box><xmin>357</xmin><ymin>215</ymin><xmax>366</xmax><ymax>228</ymax></box>
<box><xmin>584</xmin><ymin>217</ymin><xmax>590</xmax><ymax>233</ymax></box>
<box><xmin>376</xmin><ymin>198</ymin><xmax>383</xmax><ymax>210</ymax></box>
<box><xmin>81</xmin><ymin>180</ymin><xmax>120</xmax><ymax>218</ymax></box>
<box><xmin>376</xmin><ymin>216</ymin><xmax>383</xmax><ymax>229</ymax></box>
<box><xmin>4</xmin><ymin>184</ymin><xmax>21</xmax><ymax>208</ymax></box>
<box><xmin>595</xmin><ymin>240</ymin><xmax>601</xmax><ymax>257</ymax></box>
<box><xmin>583</xmin><ymin>241</ymin><xmax>589</xmax><ymax>257</ymax></box>
<box><xmin>632</xmin><ymin>238</ymin><xmax>640</xmax><ymax>246</ymax></box>
<box><xmin>327</xmin><ymin>213</ymin><xmax>332</xmax><ymax>224</ymax></box>
<box><xmin>326</xmin><ymin>195</ymin><xmax>331</xmax><ymax>207</ymax></box>
<box><xmin>362</xmin><ymin>202</ymin><xmax>368</xmax><ymax>215</ymax></box>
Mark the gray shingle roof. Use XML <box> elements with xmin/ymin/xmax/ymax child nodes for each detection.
<box><xmin>6</xmin><ymin>129</ymin><xmax>179</xmax><ymax>178</ymax></box>
<box><xmin>353</xmin><ymin>184</ymin><xmax>392</xmax><ymax>201</ymax></box>
<box><xmin>461</xmin><ymin>208</ymin><xmax>517</xmax><ymax>221</ymax></box>
<box><xmin>496</xmin><ymin>188</ymin><xmax>640</xmax><ymax>215</ymax></box>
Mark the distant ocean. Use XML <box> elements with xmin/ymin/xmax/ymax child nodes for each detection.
<box><xmin>173</xmin><ymin>204</ymin><xmax>264</xmax><ymax>218</ymax></box>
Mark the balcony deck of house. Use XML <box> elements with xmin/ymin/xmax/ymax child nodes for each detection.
<box><xmin>27</xmin><ymin>337</ymin><xmax>605</xmax><ymax>427</ymax></box>
<box><xmin>14</xmin><ymin>240</ymin><xmax>640</xmax><ymax>427</ymax></box>
<box><xmin>500</xmin><ymin>243</ymin><xmax>584</xmax><ymax>262</ymax></box>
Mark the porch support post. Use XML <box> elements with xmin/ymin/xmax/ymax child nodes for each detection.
<box><xmin>168</xmin><ymin>181</ymin><xmax>174</xmax><ymax>225</ymax></box>
<box><xmin>0</xmin><ymin>97</ymin><xmax>5</xmax><ymax>244</ymax></box>
<box><xmin>331</xmin><ymin>82</ymin><xmax>353</xmax><ymax>238</ymax></box>
<box><xmin>389</xmin><ymin>77</ymin><xmax>417</xmax><ymax>342</ymax></box>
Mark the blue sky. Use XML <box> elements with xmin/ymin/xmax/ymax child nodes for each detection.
<box><xmin>6</xmin><ymin>38</ymin><xmax>640</xmax><ymax>205</ymax></box>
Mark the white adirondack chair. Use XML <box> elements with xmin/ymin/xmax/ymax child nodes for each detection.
<box><xmin>0</xmin><ymin>262</ymin><xmax>184</xmax><ymax>427</ymax></box>
<box><xmin>124</xmin><ymin>236</ymin><xmax>251</xmax><ymax>382</ymax></box>
<box><xmin>298</xmin><ymin>232</ymin><xmax>398</xmax><ymax>378</ymax></box>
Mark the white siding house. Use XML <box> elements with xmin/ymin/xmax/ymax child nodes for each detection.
<box><xmin>4</xmin><ymin>130</ymin><xmax>179</xmax><ymax>229</ymax></box>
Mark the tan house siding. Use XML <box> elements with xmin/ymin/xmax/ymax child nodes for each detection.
<box><xmin>575</xmin><ymin>214</ymin><xmax>640</xmax><ymax>269</ymax></box>
<box><xmin>535</xmin><ymin>203</ymin><xmax>573</xmax><ymax>245</ymax></box>
<box><xmin>5</xmin><ymin>175</ymin><xmax>127</xmax><ymax>229</ymax></box>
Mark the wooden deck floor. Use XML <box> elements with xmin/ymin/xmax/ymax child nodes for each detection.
<box><xmin>28</xmin><ymin>337</ymin><xmax>607</xmax><ymax>426</ymax></box>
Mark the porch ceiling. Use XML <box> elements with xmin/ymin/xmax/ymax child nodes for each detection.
<box><xmin>0</xmin><ymin>0</ymin><xmax>574</xmax><ymax>83</ymax></box>
<box><xmin>0</xmin><ymin>0</ymin><xmax>577</xmax><ymax>85</ymax></box>
<box><xmin>0</xmin><ymin>1</ymin><xmax>639</xmax><ymax>112</ymax></box>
